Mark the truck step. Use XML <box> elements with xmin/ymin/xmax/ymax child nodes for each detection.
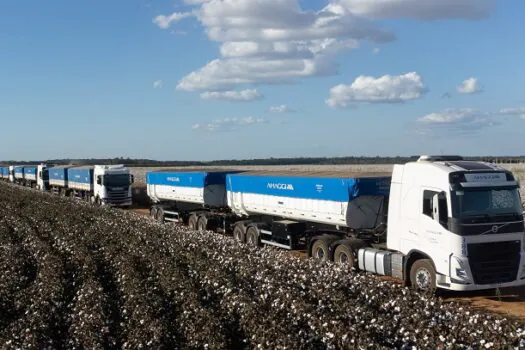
<box><xmin>261</xmin><ymin>239</ymin><xmax>292</xmax><ymax>250</ymax></box>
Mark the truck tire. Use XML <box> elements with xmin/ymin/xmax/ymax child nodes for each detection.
<box><xmin>188</xmin><ymin>214</ymin><xmax>198</xmax><ymax>231</ymax></box>
<box><xmin>155</xmin><ymin>208</ymin><xmax>165</xmax><ymax>223</ymax></box>
<box><xmin>233</xmin><ymin>225</ymin><xmax>246</xmax><ymax>243</ymax></box>
<box><xmin>410</xmin><ymin>259</ymin><xmax>436</xmax><ymax>293</ymax></box>
<box><xmin>311</xmin><ymin>239</ymin><xmax>330</xmax><ymax>262</ymax></box>
<box><xmin>150</xmin><ymin>206</ymin><xmax>158</xmax><ymax>219</ymax></box>
<box><xmin>197</xmin><ymin>216</ymin><xmax>208</xmax><ymax>232</ymax></box>
<box><xmin>246</xmin><ymin>226</ymin><xmax>260</xmax><ymax>247</ymax></box>
<box><xmin>333</xmin><ymin>244</ymin><xmax>356</xmax><ymax>268</ymax></box>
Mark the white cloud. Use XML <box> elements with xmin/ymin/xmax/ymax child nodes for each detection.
<box><xmin>200</xmin><ymin>89</ymin><xmax>263</xmax><ymax>101</ymax></box>
<box><xmin>416</xmin><ymin>108</ymin><xmax>500</xmax><ymax>135</ymax></box>
<box><xmin>153</xmin><ymin>80</ymin><xmax>163</xmax><ymax>89</ymax></box>
<box><xmin>457</xmin><ymin>77</ymin><xmax>483</xmax><ymax>94</ymax></box>
<box><xmin>372</xmin><ymin>47</ymin><xmax>380</xmax><ymax>54</ymax></box>
<box><xmin>269</xmin><ymin>104</ymin><xmax>295</xmax><ymax>113</ymax></box>
<box><xmin>326</xmin><ymin>72</ymin><xmax>427</xmax><ymax>108</ymax></box>
<box><xmin>499</xmin><ymin>107</ymin><xmax>525</xmax><ymax>118</ymax></box>
<box><xmin>153</xmin><ymin>12</ymin><xmax>193</xmax><ymax>29</ymax></box>
<box><xmin>339</xmin><ymin>0</ymin><xmax>495</xmax><ymax>20</ymax></box>
<box><xmin>168</xmin><ymin>0</ymin><xmax>395</xmax><ymax>91</ymax></box>
<box><xmin>192</xmin><ymin>116</ymin><xmax>267</xmax><ymax>132</ymax></box>
<box><xmin>184</xmin><ymin>0</ymin><xmax>211</xmax><ymax>4</ymax></box>
<box><xmin>155</xmin><ymin>0</ymin><xmax>496</xmax><ymax>93</ymax></box>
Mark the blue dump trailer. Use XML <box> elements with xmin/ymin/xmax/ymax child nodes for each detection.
<box><xmin>146</xmin><ymin>170</ymin><xmax>242</xmax><ymax>227</ymax></box>
<box><xmin>67</xmin><ymin>166</ymin><xmax>94</xmax><ymax>192</ymax></box>
<box><xmin>0</xmin><ymin>167</ymin><xmax>8</xmax><ymax>180</ymax></box>
<box><xmin>13</xmin><ymin>166</ymin><xmax>24</xmax><ymax>183</ymax></box>
<box><xmin>147</xmin><ymin>169</ymin><xmax>392</xmax><ymax>250</ymax></box>
<box><xmin>48</xmin><ymin>165</ymin><xmax>74</xmax><ymax>195</ymax></box>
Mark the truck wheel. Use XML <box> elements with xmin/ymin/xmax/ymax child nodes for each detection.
<box><xmin>233</xmin><ymin>225</ymin><xmax>246</xmax><ymax>243</ymax></box>
<box><xmin>311</xmin><ymin>239</ymin><xmax>330</xmax><ymax>262</ymax></box>
<box><xmin>246</xmin><ymin>227</ymin><xmax>260</xmax><ymax>247</ymax></box>
<box><xmin>150</xmin><ymin>206</ymin><xmax>158</xmax><ymax>218</ymax></box>
<box><xmin>188</xmin><ymin>214</ymin><xmax>198</xmax><ymax>230</ymax></box>
<box><xmin>333</xmin><ymin>244</ymin><xmax>356</xmax><ymax>268</ymax></box>
<box><xmin>197</xmin><ymin>216</ymin><xmax>208</xmax><ymax>231</ymax></box>
<box><xmin>155</xmin><ymin>208</ymin><xmax>165</xmax><ymax>223</ymax></box>
<box><xmin>410</xmin><ymin>259</ymin><xmax>436</xmax><ymax>294</ymax></box>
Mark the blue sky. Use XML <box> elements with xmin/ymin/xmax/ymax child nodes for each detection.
<box><xmin>1</xmin><ymin>0</ymin><xmax>524</xmax><ymax>161</ymax></box>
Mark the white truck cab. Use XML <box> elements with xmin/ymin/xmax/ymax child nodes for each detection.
<box><xmin>93</xmin><ymin>165</ymin><xmax>134</xmax><ymax>207</ymax></box>
<box><xmin>386</xmin><ymin>155</ymin><xmax>524</xmax><ymax>291</ymax></box>
<box><xmin>37</xmin><ymin>164</ymin><xmax>49</xmax><ymax>191</ymax></box>
<box><xmin>8</xmin><ymin>165</ymin><xmax>15</xmax><ymax>183</ymax></box>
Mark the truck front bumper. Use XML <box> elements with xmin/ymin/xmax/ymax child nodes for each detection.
<box><xmin>436</xmin><ymin>274</ymin><xmax>525</xmax><ymax>291</ymax></box>
<box><xmin>102</xmin><ymin>197</ymin><xmax>133</xmax><ymax>207</ymax></box>
<box><xmin>436</xmin><ymin>252</ymin><xmax>525</xmax><ymax>291</ymax></box>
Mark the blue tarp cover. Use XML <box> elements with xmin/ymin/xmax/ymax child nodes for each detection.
<box><xmin>226</xmin><ymin>174</ymin><xmax>391</xmax><ymax>202</ymax></box>
<box><xmin>146</xmin><ymin>171</ymin><xmax>236</xmax><ymax>188</ymax></box>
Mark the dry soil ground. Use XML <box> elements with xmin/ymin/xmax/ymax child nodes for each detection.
<box><xmin>129</xmin><ymin>163</ymin><xmax>525</xmax><ymax>323</ymax></box>
<box><xmin>2</xmin><ymin>182</ymin><xmax>525</xmax><ymax>349</ymax></box>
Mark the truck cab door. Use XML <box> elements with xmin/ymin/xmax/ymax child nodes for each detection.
<box><xmin>420</xmin><ymin>188</ymin><xmax>450</xmax><ymax>274</ymax></box>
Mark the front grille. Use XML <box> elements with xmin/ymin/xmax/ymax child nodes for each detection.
<box><xmin>467</xmin><ymin>240</ymin><xmax>520</xmax><ymax>284</ymax></box>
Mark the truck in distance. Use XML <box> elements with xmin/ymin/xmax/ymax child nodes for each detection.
<box><xmin>11</xmin><ymin>164</ymin><xmax>49</xmax><ymax>190</ymax></box>
<box><xmin>146</xmin><ymin>156</ymin><xmax>525</xmax><ymax>293</ymax></box>
<box><xmin>48</xmin><ymin>164</ymin><xmax>134</xmax><ymax>207</ymax></box>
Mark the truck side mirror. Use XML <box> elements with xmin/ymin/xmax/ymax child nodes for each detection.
<box><xmin>130</xmin><ymin>174</ymin><xmax>134</xmax><ymax>184</ymax></box>
<box><xmin>432</xmin><ymin>192</ymin><xmax>448</xmax><ymax>226</ymax></box>
<box><xmin>432</xmin><ymin>194</ymin><xmax>440</xmax><ymax>223</ymax></box>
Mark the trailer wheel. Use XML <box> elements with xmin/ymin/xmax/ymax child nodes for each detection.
<box><xmin>333</xmin><ymin>244</ymin><xmax>356</xmax><ymax>268</ymax></box>
<box><xmin>155</xmin><ymin>208</ymin><xmax>165</xmax><ymax>223</ymax></box>
<box><xmin>233</xmin><ymin>225</ymin><xmax>246</xmax><ymax>243</ymax></box>
<box><xmin>188</xmin><ymin>214</ymin><xmax>198</xmax><ymax>230</ymax></box>
<box><xmin>246</xmin><ymin>226</ymin><xmax>260</xmax><ymax>247</ymax></box>
<box><xmin>410</xmin><ymin>259</ymin><xmax>436</xmax><ymax>294</ymax></box>
<box><xmin>311</xmin><ymin>239</ymin><xmax>331</xmax><ymax>262</ymax></box>
<box><xmin>197</xmin><ymin>216</ymin><xmax>208</xmax><ymax>231</ymax></box>
<box><xmin>150</xmin><ymin>206</ymin><xmax>158</xmax><ymax>218</ymax></box>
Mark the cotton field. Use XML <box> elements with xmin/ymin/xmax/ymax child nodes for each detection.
<box><xmin>1</xmin><ymin>182</ymin><xmax>525</xmax><ymax>349</ymax></box>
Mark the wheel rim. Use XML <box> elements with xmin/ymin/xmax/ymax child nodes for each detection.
<box><xmin>415</xmin><ymin>268</ymin><xmax>431</xmax><ymax>290</ymax></box>
<box><xmin>315</xmin><ymin>247</ymin><xmax>325</xmax><ymax>259</ymax></box>
<box><xmin>339</xmin><ymin>252</ymin><xmax>349</xmax><ymax>263</ymax></box>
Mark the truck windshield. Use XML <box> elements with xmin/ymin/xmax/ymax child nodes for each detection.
<box><xmin>451</xmin><ymin>187</ymin><xmax>522</xmax><ymax>219</ymax></box>
<box><xmin>103</xmin><ymin>174</ymin><xmax>130</xmax><ymax>187</ymax></box>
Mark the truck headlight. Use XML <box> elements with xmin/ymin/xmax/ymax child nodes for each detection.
<box><xmin>450</xmin><ymin>256</ymin><xmax>471</xmax><ymax>284</ymax></box>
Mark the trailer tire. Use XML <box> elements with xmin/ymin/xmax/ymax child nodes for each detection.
<box><xmin>311</xmin><ymin>239</ymin><xmax>331</xmax><ymax>262</ymax></box>
<box><xmin>188</xmin><ymin>214</ymin><xmax>198</xmax><ymax>231</ymax></box>
<box><xmin>197</xmin><ymin>216</ymin><xmax>208</xmax><ymax>232</ymax></box>
<box><xmin>150</xmin><ymin>206</ymin><xmax>158</xmax><ymax>218</ymax></box>
<box><xmin>155</xmin><ymin>208</ymin><xmax>165</xmax><ymax>223</ymax></box>
<box><xmin>246</xmin><ymin>226</ymin><xmax>260</xmax><ymax>247</ymax></box>
<box><xmin>233</xmin><ymin>225</ymin><xmax>246</xmax><ymax>243</ymax></box>
<box><xmin>409</xmin><ymin>259</ymin><xmax>436</xmax><ymax>294</ymax></box>
<box><xmin>333</xmin><ymin>244</ymin><xmax>356</xmax><ymax>268</ymax></box>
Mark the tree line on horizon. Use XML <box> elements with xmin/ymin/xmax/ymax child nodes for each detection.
<box><xmin>1</xmin><ymin>155</ymin><xmax>525</xmax><ymax>167</ymax></box>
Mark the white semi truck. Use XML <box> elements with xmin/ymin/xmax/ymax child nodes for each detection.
<box><xmin>147</xmin><ymin>155</ymin><xmax>525</xmax><ymax>292</ymax></box>
<box><xmin>48</xmin><ymin>164</ymin><xmax>134</xmax><ymax>207</ymax></box>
